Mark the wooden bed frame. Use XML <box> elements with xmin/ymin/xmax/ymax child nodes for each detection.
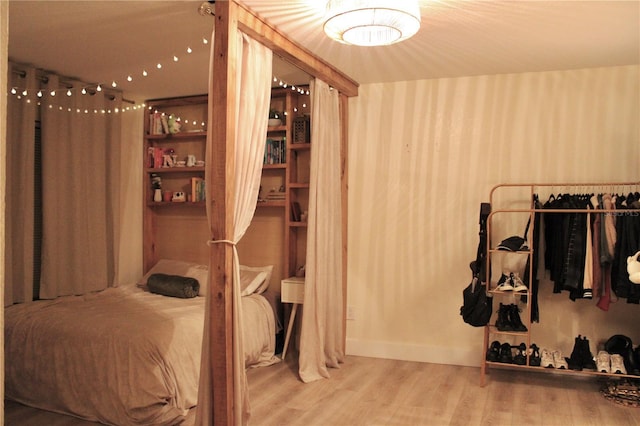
<box><xmin>207</xmin><ymin>2</ymin><xmax>359</xmax><ymax>424</ymax></box>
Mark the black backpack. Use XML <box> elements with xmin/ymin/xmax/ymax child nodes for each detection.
<box><xmin>460</xmin><ymin>203</ymin><xmax>493</xmax><ymax>327</ymax></box>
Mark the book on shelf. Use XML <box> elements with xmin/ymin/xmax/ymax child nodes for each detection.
<box><xmin>264</xmin><ymin>136</ymin><xmax>286</xmax><ymax>165</ymax></box>
<box><xmin>191</xmin><ymin>177</ymin><xmax>205</xmax><ymax>202</ymax></box>
<box><xmin>265</xmin><ymin>190</ymin><xmax>285</xmax><ymax>201</ymax></box>
<box><xmin>160</xmin><ymin>114</ymin><xmax>170</xmax><ymax>134</ymax></box>
<box><xmin>149</xmin><ymin>112</ymin><xmax>174</xmax><ymax>135</ymax></box>
<box><xmin>291</xmin><ymin>201</ymin><xmax>302</xmax><ymax>221</ymax></box>
<box><xmin>149</xmin><ymin>111</ymin><xmax>164</xmax><ymax>135</ymax></box>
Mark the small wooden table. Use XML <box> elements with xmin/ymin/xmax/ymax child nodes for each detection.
<box><xmin>280</xmin><ymin>277</ymin><xmax>305</xmax><ymax>360</ymax></box>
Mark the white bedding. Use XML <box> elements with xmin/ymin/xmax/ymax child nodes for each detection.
<box><xmin>4</xmin><ymin>284</ymin><xmax>278</xmax><ymax>425</ymax></box>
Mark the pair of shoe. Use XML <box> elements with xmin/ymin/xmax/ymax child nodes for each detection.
<box><xmin>495</xmin><ymin>303</ymin><xmax>528</xmax><ymax>332</ymax></box>
<box><xmin>496</xmin><ymin>272</ymin><xmax>528</xmax><ymax>292</ymax></box>
<box><xmin>486</xmin><ymin>341</ymin><xmax>528</xmax><ymax>365</ymax></box>
<box><xmin>567</xmin><ymin>335</ymin><xmax>597</xmax><ymax>371</ymax></box>
<box><xmin>596</xmin><ymin>351</ymin><xmax>627</xmax><ymax>374</ymax></box>
<box><xmin>540</xmin><ymin>348</ymin><xmax>568</xmax><ymax>369</ymax></box>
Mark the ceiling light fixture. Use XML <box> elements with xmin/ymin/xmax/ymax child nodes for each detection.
<box><xmin>323</xmin><ymin>0</ymin><xmax>421</xmax><ymax>46</ymax></box>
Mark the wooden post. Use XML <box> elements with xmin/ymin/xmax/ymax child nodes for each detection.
<box><xmin>339</xmin><ymin>93</ymin><xmax>349</xmax><ymax>352</ymax></box>
<box><xmin>209</xmin><ymin>1</ymin><xmax>238</xmax><ymax>425</ymax></box>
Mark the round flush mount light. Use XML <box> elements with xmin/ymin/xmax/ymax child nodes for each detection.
<box><xmin>324</xmin><ymin>0</ymin><xmax>421</xmax><ymax>47</ymax></box>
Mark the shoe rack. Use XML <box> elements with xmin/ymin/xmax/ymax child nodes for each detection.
<box><xmin>480</xmin><ymin>181</ymin><xmax>640</xmax><ymax>386</ymax></box>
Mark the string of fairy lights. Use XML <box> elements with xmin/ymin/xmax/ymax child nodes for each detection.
<box><xmin>8</xmin><ymin>35</ymin><xmax>310</xmax><ymax>121</ymax></box>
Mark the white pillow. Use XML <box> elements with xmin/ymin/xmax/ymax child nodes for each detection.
<box><xmin>139</xmin><ymin>259</ymin><xmax>209</xmax><ymax>296</ymax></box>
<box><xmin>239</xmin><ymin>264</ymin><xmax>273</xmax><ymax>295</ymax></box>
<box><xmin>239</xmin><ymin>269</ymin><xmax>268</xmax><ymax>297</ymax></box>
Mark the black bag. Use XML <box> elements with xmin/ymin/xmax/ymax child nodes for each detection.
<box><xmin>461</xmin><ymin>203</ymin><xmax>493</xmax><ymax>327</ymax></box>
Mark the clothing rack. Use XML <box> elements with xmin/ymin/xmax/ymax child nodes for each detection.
<box><xmin>480</xmin><ymin>181</ymin><xmax>640</xmax><ymax>386</ymax></box>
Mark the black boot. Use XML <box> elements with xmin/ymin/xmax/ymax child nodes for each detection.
<box><xmin>495</xmin><ymin>303</ymin><xmax>513</xmax><ymax>331</ymax></box>
<box><xmin>580</xmin><ymin>336</ymin><xmax>597</xmax><ymax>371</ymax></box>
<box><xmin>568</xmin><ymin>335</ymin><xmax>583</xmax><ymax>370</ymax></box>
<box><xmin>508</xmin><ymin>304</ymin><xmax>528</xmax><ymax>332</ymax></box>
<box><xmin>499</xmin><ymin>342</ymin><xmax>513</xmax><ymax>363</ymax></box>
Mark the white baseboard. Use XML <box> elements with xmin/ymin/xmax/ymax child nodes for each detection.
<box><xmin>346</xmin><ymin>338</ymin><xmax>481</xmax><ymax>367</ymax></box>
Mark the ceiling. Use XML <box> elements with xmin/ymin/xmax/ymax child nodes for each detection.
<box><xmin>7</xmin><ymin>0</ymin><xmax>639</xmax><ymax>102</ymax></box>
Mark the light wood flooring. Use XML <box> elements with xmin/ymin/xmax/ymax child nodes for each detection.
<box><xmin>5</xmin><ymin>354</ymin><xmax>640</xmax><ymax>425</ymax></box>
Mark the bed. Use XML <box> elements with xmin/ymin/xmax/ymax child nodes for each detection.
<box><xmin>4</xmin><ymin>259</ymin><xmax>281</xmax><ymax>426</ymax></box>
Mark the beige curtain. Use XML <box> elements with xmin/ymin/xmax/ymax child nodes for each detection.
<box><xmin>299</xmin><ymin>79</ymin><xmax>344</xmax><ymax>383</ymax></box>
<box><xmin>39</xmin><ymin>74</ymin><xmax>122</xmax><ymax>298</ymax></box>
<box><xmin>196</xmin><ymin>30</ymin><xmax>272</xmax><ymax>425</ymax></box>
<box><xmin>5</xmin><ymin>63</ymin><xmax>37</xmax><ymax>306</ymax></box>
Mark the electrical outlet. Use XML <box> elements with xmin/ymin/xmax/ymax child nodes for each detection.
<box><xmin>346</xmin><ymin>305</ymin><xmax>355</xmax><ymax>320</ymax></box>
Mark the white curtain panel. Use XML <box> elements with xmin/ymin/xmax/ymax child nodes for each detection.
<box><xmin>39</xmin><ymin>74</ymin><xmax>122</xmax><ymax>298</ymax></box>
<box><xmin>299</xmin><ymin>79</ymin><xmax>345</xmax><ymax>383</ymax></box>
<box><xmin>197</xmin><ymin>30</ymin><xmax>272</xmax><ymax>425</ymax></box>
<box><xmin>5</xmin><ymin>63</ymin><xmax>37</xmax><ymax>305</ymax></box>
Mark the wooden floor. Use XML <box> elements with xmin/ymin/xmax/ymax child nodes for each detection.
<box><xmin>5</xmin><ymin>355</ymin><xmax>640</xmax><ymax>425</ymax></box>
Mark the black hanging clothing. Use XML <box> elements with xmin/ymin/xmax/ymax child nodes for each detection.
<box><xmin>612</xmin><ymin>194</ymin><xmax>640</xmax><ymax>303</ymax></box>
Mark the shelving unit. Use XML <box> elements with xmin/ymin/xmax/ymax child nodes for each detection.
<box><xmin>480</xmin><ymin>181</ymin><xmax>640</xmax><ymax>386</ymax></box>
<box><xmin>143</xmin><ymin>95</ymin><xmax>208</xmax><ymax>272</ymax></box>
<box><xmin>263</xmin><ymin>87</ymin><xmax>311</xmax><ymax>279</ymax></box>
<box><xmin>142</xmin><ymin>89</ymin><xmax>312</xmax><ymax>287</ymax></box>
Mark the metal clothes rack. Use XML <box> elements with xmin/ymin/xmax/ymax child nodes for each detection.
<box><xmin>480</xmin><ymin>181</ymin><xmax>640</xmax><ymax>386</ymax></box>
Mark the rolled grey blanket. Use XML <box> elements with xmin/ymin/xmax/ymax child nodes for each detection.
<box><xmin>147</xmin><ymin>273</ymin><xmax>200</xmax><ymax>298</ymax></box>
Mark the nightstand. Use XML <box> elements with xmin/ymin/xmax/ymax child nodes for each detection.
<box><xmin>281</xmin><ymin>276</ymin><xmax>305</xmax><ymax>360</ymax></box>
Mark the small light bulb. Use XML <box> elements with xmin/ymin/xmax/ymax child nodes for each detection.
<box><xmin>156</xmin><ymin>63</ymin><xmax>162</xmax><ymax>69</ymax></box>
<box><xmin>96</xmin><ymin>84</ymin><xmax>102</xmax><ymax>92</ymax></box>
<box><xmin>67</xmin><ymin>89</ymin><xmax>72</xmax><ymax>96</ymax></box>
<box><xmin>50</xmin><ymin>90</ymin><xmax>56</xmax><ymax>97</ymax></box>
<box><xmin>37</xmin><ymin>90</ymin><xmax>43</xmax><ymax>98</ymax></box>
<box><xmin>173</xmin><ymin>56</ymin><xmax>179</xmax><ymax>62</ymax></box>
<box><xmin>203</xmin><ymin>37</ymin><xmax>208</xmax><ymax>44</ymax></box>
<box><xmin>187</xmin><ymin>47</ymin><xmax>192</xmax><ymax>53</ymax></box>
<box><xmin>127</xmin><ymin>75</ymin><xmax>133</xmax><ymax>82</ymax></box>
<box><xmin>22</xmin><ymin>89</ymin><xmax>28</xmax><ymax>96</ymax></box>
<box><xmin>112</xmin><ymin>81</ymin><xmax>117</xmax><ymax>88</ymax></box>
<box><xmin>142</xmin><ymin>70</ymin><xmax>148</xmax><ymax>77</ymax></box>
<box><xmin>81</xmin><ymin>88</ymin><xmax>87</xmax><ymax>95</ymax></box>
<box><xmin>273</xmin><ymin>77</ymin><xmax>277</xmax><ymax>82</ymax></box>
<box><xmin>10</xmin><ymin>88</ymin><xmax>17</xmax><ymax>95</ymax></box>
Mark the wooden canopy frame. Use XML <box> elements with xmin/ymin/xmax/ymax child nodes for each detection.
<box><xmin>207</xmin><ymin>2</ymin><xmax>359</xmax><ymax>424</ymax></box>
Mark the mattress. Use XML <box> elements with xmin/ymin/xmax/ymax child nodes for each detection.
<box><xmin>4</xmin><ymin>284</ymin><xmax>278</xmax><ymax>425</ymax></box>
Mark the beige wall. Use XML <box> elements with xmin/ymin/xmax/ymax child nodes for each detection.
<box><xmin>346</xmin><ymin>65</ymin><xmax>640</xmax><ymax>366</ymax></box>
